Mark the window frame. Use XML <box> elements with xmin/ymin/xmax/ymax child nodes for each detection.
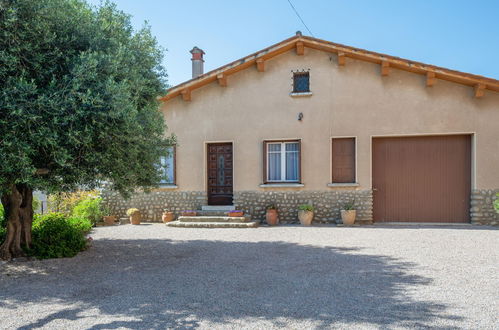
<box><xmin>159</xmin><ymin>145</ymin><xmax>177</xmax><ymax>186</ymax></box>
<box><xmin>331</xmin><ymin>137</ymin><xmax>357</xmax><ymax>184</ymax></box>
<box><xmin>292</xmin><ymin>71</ymin><xmax>310</xmax><ymax>93</ymax></box>
<box><xmin>263</xmin><ymin>139</ymin><xmax>301</xmax><ymax>184</ymax></box>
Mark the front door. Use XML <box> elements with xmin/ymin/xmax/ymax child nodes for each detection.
<box><xmin>207</xmin><ymin>143</ymin><xmax>233</xmax><ymax>205</ymax></box>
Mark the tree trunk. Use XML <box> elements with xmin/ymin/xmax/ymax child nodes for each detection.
<box><xmin>19</xmin><ymin>184</ymin><xmax>34</xmax><ymax>249</ymax></box>
<box><xmin>0</xmin><ymin>184</ymin><xmax>34</xmax><ymax>260</ymax></box>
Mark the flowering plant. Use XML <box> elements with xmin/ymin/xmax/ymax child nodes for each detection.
<box><xmin>126</xmin><ymin>208</ymin><xmax>140</xmax><ymax>216</ymax></box>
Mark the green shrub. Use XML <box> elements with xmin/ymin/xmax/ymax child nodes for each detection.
<box><xmin>0</xmin><ymin>203</ymin><xmax>4</xmax><ymax>229</ymax></box>
<box><xmin>298</xmin><ymin>204</ymin><xmax>314</xmax><ymax>212</ymax></box>
<box><xmin>0</xmin><ymin>226</ymin><xmax>5</xmax><ymax>243</ymax></box>
<box><xmin>1</xmin><ymin>204</ymin><xmax>6</xmax><ymax>243</ymax></box>
<box><xmin>67</xmin><ymin>216</ymin><xmax>93</xmax><ymax>234</ymax></box>
<box><xmin>29</xmin><ymin>213</ymin><xmax>88</xmax><ymax>259</ymax></box>
<box><xmin>72</xmin><ymin>197</ymin><xmax>104</xmax><ymax>225</ymax></box>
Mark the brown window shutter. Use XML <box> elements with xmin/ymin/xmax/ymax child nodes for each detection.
<box><xmin>262</xmin><ymin>141</ymin><xmax>268</xmax><ymax>184</ymax></box>
<box><xmin>332</xmin><ymin>138</ymin><xmax>356</xmax><ymax>183</ymax></box>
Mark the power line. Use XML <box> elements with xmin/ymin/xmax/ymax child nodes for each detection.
<box><xmin>286</xmin><ymin>0</ymin><xmax>314</xmax><ymax>37</ymax></box>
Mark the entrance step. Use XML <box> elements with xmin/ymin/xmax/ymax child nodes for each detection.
<box><xmin>177</xmin><ymin>216</ymin><xmax>251</xmax><ymax>223</ymax></box>
<box><xmin>194</xmin><ymin>210</ymin><xmax>237</xmax><ymax>216</ymax></box>
<box><xmin>167</xmin><ymin>221</ymin><xmax>259</xmax><ymax>228</ymax></box>
<box><xmin>201</xmin><ymin>205</ymin><xmax>235</xmax><ymax>211</ymax></box>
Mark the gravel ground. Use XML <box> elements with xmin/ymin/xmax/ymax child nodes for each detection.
<box><xmin>0</xmin><ymin>223</ymin><xmax>498</xmax><ymax>329</ymax></box>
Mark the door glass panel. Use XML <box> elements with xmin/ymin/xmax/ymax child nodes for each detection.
<box><xmin>218</xmin><ymin>155</ymin><xmax>225</xmax><ymax>186</ymax></box>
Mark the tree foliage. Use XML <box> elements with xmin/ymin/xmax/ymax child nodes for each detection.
<box><xmin>0</xmin><ymin>0</ymin><xmax>173</xmax><ymax>259</ymax></box>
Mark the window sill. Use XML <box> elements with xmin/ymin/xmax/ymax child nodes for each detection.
<box><xmin>290</xmin><ymin>92</ymin><xmax>312</xmax><ymax>97</ymax></box>
<box><xmin>157</xmin><ymin>184</ymin><xmax>178</xmax><ymax>190</ymax></box>
<box><xmin>259</xmin><ymin>183</ymin><xmax>304</xmax><ymax>188</ymax></box>
<box><xmin>327</xmin><ymin>183</ymin><xmax>359</xmax><ymax>188</ymax></box>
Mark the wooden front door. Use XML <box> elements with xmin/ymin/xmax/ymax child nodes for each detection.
<box><xmin>207</xmin><ymin>143</ymin><xmax>233</xmax><ymax>205</ymax></box>
<box><xmin>372</xmin><ymin>135</ymin><xmax>471</xmax><ymax>223</ymax></box>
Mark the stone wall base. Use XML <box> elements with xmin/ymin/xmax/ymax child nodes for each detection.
<box><xmin>101</xmin><ymin>189</ymin><xmax>373</xmax><ymax>224</ymax></box>
<box><xmin>234</xmin><ymin>190</ymin><xmax>373</xmax><ymax>224</ymax></box>
<box><xmin>102</xmin><ymin>190</ymin><xmax>207</xmax><ymax>222</ymax></box>
<box><xmin>101</xmin><ymin>188</ymin><xmax>498</xmax><ymax>225</ymax></box>
<box><xmin>470</xmin><ymin>189</ymin><xmax>499</xmax><ymax>226</ymax></box>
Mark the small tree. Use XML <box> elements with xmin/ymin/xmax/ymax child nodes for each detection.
<box><xmin>0</xmin><ymin>0</ymin><xmax>173</xmax><ymax>259</ymax></box>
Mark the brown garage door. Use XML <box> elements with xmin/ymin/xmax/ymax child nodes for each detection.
<box><xmin>372</xmin><ymin>135</ymin><xmax>471</xmax><ymax>223</ymax></box>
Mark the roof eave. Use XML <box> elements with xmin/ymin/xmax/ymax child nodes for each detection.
<box><xmin>159</xmin><ymin>35</ymin><xmax>499</xmax><ymax>102</ymax></box>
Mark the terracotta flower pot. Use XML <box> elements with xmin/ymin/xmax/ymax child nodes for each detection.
<box><xmin>162</xmin><ymin>211</ymin><xmax>175</xmax><ymax>223</ymax></box>
<box><xmin>181</xmin><ymin>211</ymin><xmax>197</xmax><ymax>216</ymax></box>
<box><xmin>266</xmin><ymin>209</ymin><xmax>279</xmax><ymax>226</ymax></box>
<box><xmin>228</xmin><ymin>211</ymin><xmax>244</xmax><ymax>217</ymax></box>
<box><xmin>130</xmin><ymin>213</ymin><xmax>141</xmax><ymax>225</ymax></box>
<box><xmin>298</xmin><ymin>210</ymin><xmax>314</xmax><ymax>226</ymax></box>
<box><xmin>103</xmin><ymin>216</ymin><xmax>116</xmax><ymax>226</ymax></box>
<box><xmin>341</xmin><ymin>210</ymin><xmax>356</xmax><ymax>225</ymax></box>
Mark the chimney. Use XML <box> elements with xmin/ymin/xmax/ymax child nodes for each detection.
<box><xmin>190</xmin><ymin>46</ymin><xmax>205</xmax><ymax>78</ymax></box>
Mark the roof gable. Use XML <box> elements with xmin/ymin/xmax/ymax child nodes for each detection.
<box><xmin>159</xmin><ymin>34</ymin><xmax>499</xmax><ymax>102</ymax></box>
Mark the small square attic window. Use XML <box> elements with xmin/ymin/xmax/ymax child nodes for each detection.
<box><xmin>293</xmin><ymin>72</ymin><xmax>310</xmax><ymax>93</ymax></box>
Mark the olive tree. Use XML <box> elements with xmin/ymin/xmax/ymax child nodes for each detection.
<box><xmin>0</xmin><ymin>0</ymin><xmax>173</xmax><ymax>259</ymax></box>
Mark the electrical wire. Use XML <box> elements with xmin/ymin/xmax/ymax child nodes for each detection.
<box><xmin>286</xmin><ymin>0</ymin><xmax>315</xmax><ymax>37</ymax></box>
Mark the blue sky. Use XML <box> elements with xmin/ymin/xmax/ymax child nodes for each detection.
<box><xmin>87</xmin><ymin>0</ymin><xmax>499</xmax><ymax>86</ymax></box>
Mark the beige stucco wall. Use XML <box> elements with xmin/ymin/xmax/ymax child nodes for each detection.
<box><xmin>160</xmin><ymin>47</ymin><xmax>499</xmax><ymax>191</ymax></box>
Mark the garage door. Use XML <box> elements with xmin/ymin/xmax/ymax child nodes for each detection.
<box><xmin>372</xmin><ymin>135</ymin><xmax>471</xmax><ymax>223</ymax></box>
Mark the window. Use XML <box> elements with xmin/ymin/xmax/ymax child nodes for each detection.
<box><xmin>331</xmin><ymin>138</ymin><xmax>356</xmax><ymax>183</ymax></box>
<box><xmin>159</xmin><ymin>146</ymin><xmax>176</xmax><ymax>185</ymax></box>
<box><xmin>264</xmin><ymin>140</ymin><xmax>301</xmax><ymax>183</ymax></box>
<box><xmin>293</xmin><ymin>72</ymin><xmax>310</xmax><ymax>93</ymax></box>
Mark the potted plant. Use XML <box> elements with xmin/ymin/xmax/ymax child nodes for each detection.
<box><xmin>298</xmin><ymin>204</ymin><xmax>314</xmax><ymax>226</ymax></box>
<box><xmin>102</xmin><ymin>206</ymin><xmax>116</xmax><ymax>226</ymax></box>
<box><xmin>228</xmin><ymin>210</ymin><xmax>244</xmax><ymax>217</ymax></box>
<box><xmin>181</xmin><ymin>210</ymin><xmax>197</xmax><ymax>216</ymax></box>
<box><xmin>341</xmin><ymin>201</ymin><xmax>356</xmax><ymax>225</ymax></box>
<box><xmin>266</xmin><ymin>204</ymin><xmax>279</xmax><ymax>226</ymax></box>
<box><xmin>126</xmin><ymin>208</ymin><xmax>141</xmax><ymax>225</ymax></box>
<box><xmin>103</xmin><ymin>215</ymin><xmax>117</xmax><ymax>226</ymax></box>
<box><xmin>162</xmin><ymin>210</ymin><xmax>175</xmax><ymax>223</ymax></box>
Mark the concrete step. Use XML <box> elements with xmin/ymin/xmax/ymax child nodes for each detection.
<box><xmin>194</xmin><ymin>210</ymin><xmax>236</xmax><ymax>216</ymax></box>
<box><xmin>177</xmin><ymin>216</ymin><xmax>251</xmax><ymax>223</ymax></box>
<box><xmin>167</xmin><ymin>221</ymin><xmax>259</xmax><ymax>228</ymax></box>
<box><xmin>201</xmin><ymin>205</ymin><xmax>235</xmax><ymax>211</ymax></box>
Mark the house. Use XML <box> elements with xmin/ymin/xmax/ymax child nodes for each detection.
<box><xmin>103</xmin><ymin>33</ymin><xmax>499</xmax><ymax>225</ymax></box>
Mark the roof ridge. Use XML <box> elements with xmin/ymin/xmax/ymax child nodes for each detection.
<box><xmin>159</xmin><ymin>35</ymin><xmax>499</xmax><ymax>102</ymax></box>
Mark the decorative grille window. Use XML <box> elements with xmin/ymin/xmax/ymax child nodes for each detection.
<box><xmin>293</xmin><ymin>72</ymin><xmax>310</xmax><ymax>93</ymax></box>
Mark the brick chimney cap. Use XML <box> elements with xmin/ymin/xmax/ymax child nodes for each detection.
<box><xmin>190</xmin><ymin>46</ymin><xmax>205</xmax><ymax>55</ymax></box>
<box><xmin>296</xmin><ymin>31</ymin><xmax>302</xmax><ymax>36</ymax></box>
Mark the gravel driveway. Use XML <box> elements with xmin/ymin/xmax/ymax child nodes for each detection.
<box><xmin>1</xmin><ymin>224</ymin><xmax>498</xmax><ymax>329</ymax></box>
